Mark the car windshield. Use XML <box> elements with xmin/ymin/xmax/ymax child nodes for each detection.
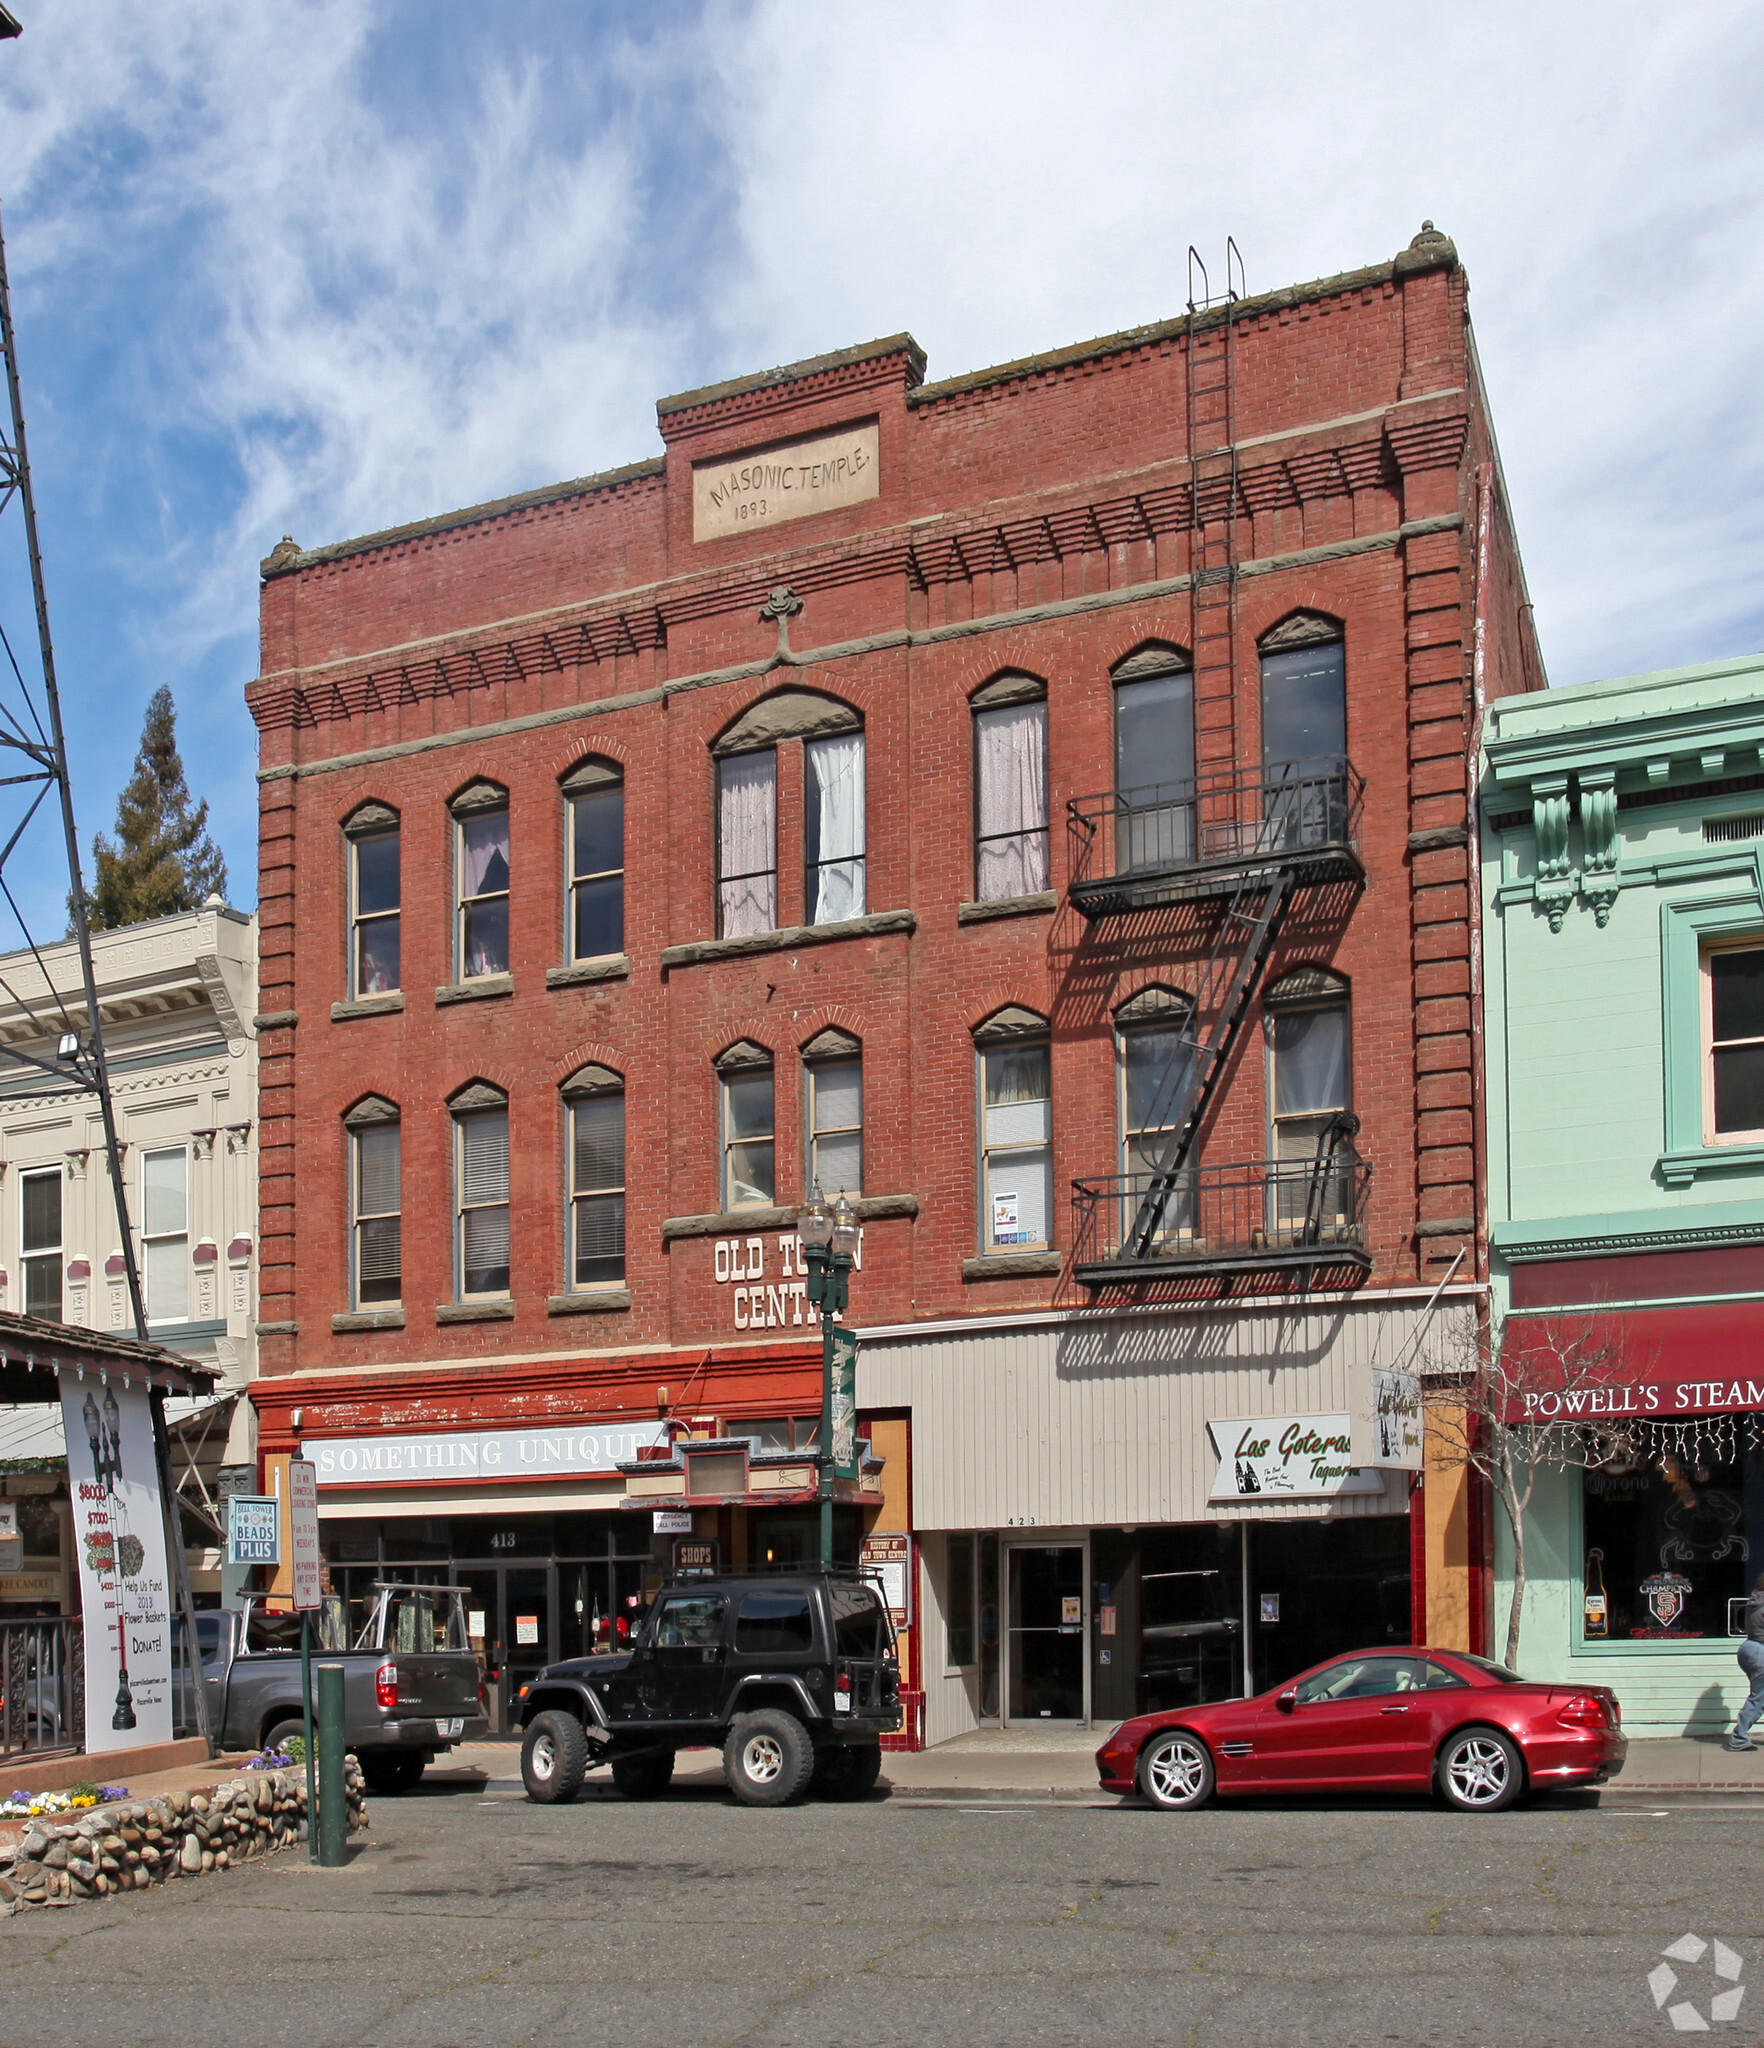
<box><xmin>1452</xmin><ymin>1652</ymin><xmax>1525</xmax><ymax>1683</ymax></box>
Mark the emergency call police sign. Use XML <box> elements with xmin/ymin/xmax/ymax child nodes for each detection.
<box><xmin>1207</xmin><ymin>1414</ymin><xmax>1385</xmax><ymax>1501</ymax></box>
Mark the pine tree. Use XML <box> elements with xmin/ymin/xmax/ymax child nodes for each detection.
<box><xmin>88</xmin><ymin>686</ymin><xmax>228</xmax><ymax>929</ymax></box>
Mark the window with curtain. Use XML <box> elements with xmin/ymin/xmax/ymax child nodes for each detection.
<box><xmin>141</xmin><ymin>1145</ymin><xmax>189</xmax><ymax>1324</ymax></box>
<box><xmin>568</xmin><ymin>1082</ymin><xmax>626</xmax><ymax>1288</ymax></box>
<box><xmin>351</xmin><ymin>1118</ymin><xmax>402</xmax><ymax>1308</ymax></box>
<box><xmin>973</xmin><ymin>681</ymin><xmax>1048</xmax><ymax>901</ymax></box>
<box><xmin>1267</xmin><ymin>975</ymin><xmax>1352</xmax><ymax>1230</ymax></box>
<box><xmin>1117</xmin><ymin>992</ymin><xmax>1197</xmax><ymax>1236</ymax></box>
<box><xmin>454</xmin><ymin>788</ymin><xmax>510</xmax><ymax>979</ymax></box>
<box><xmin>455</xmin><ymin>1104</ymin><xmax>510</xmax><ymax>1297</ymax></box>
<box><xmin>1113</xmin><ymin>652</ymin><xmax>1195</xmax><ymax>871</ymax></box>
<box><xmin>717</xmin><ymin>752</ymin><xmax>777</xmax><ymax>939</ymax></box>
<box><xmin>346</xmin><ymin>809</ymin><xmax>400</xmax><ymax>997</ymax></box>
<box><xmin>565</xmin><ymin>763</ymin><xmax>624</xmax><ymax>962</ymax></box>
<box><xmin>20</xmin><ymin>1167</ymin><xmax>62</xmax><ymax>1322</ymax></box>
<box><xmin>720</xmin><ymin>1050</ymin><xmax>775</xmax><ymax>1210</ymax></box>
<box><xmin>804</xmin><ymin>732</ymin><xmax>866</xmax><ymax>924</ymax></box>
<box><xmin>806</xmin><ymin>1048</ymin><xmax>863</xmax><ymax>1196</ymax></box>
<box><xmin>977</xmin><ymin>1026</ymin><xmax>1052</xmax><ymax>1252</ymax></box>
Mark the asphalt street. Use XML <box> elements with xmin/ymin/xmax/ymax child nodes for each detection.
<box><xmin>2</xmin><ymin>1775</ymin><xmax>1758</xmax><ymax>2047</ymax></box>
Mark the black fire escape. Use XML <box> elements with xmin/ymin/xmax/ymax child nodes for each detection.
<box><xmin>1066</xmin><ymin>248</ymin><xmax>1370</xmax><ymax>1288</ymax></box>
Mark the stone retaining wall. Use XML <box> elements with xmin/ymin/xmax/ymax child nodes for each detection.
<box><xmin>0</xmin><ymin>1765</ymin><xmax>367</xmax><ymax>1912</ymax></box>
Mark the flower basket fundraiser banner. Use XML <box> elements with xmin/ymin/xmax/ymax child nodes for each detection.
<box><xmin>60</xmin><ymin>1379</ymin><xmax>173</xmax><ymax>1751</ymax></box>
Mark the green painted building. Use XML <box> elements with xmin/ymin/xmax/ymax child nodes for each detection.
<box><xmin>1482</xmin><ymin>652</ymin><xmax>1764</xmax><ymax>1736</ymax></box>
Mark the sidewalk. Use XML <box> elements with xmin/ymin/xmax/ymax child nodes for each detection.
<box><xmin>447</xmin><ymin>1725</ymin><xmax>1764</xmax><ymax>1802</ymax></box>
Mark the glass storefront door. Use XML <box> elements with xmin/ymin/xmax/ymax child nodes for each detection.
<box><xmin>1004</xmin><ymin>1541</ymin><xmax>1088</xmax><ymax>1725</ymax></box>
<box><xmin>453</xmin><ymin>1565</ymin><xmax>551</xmax><ymax>1735</ymax></box>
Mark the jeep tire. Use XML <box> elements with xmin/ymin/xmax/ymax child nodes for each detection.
<box><xmin>723</xmin><ymin>1709</ymin><xmax>815</xmax><ymax>1807</ymax></box>
<box><xmin>611</xmin><ymin>1749</ymin><xmax>676</xmax><ymax>1800</ymax></box>
<box><xmin>810</xmin><ymin>1742</ymin><xmax>883</xmax><ymax>1801</ymax></box>
<box><xmin>522</xmin><ymin>1710</ymin><xmax>589</xmax><ymax>1804</ymax></box>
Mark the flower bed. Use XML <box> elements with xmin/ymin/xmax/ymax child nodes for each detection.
<box><xmin>0</xmin><ymin>1762</ymin><xmax>367</xmax><ymax>1911</ymax></box>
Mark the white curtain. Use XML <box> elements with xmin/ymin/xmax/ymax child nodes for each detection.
<box><xmin>718</xmin><ymin>752</ymin><xmax>777</xmax><ymax>937</ymax></box>
<box><xmin>459</xmin><ymin>811</ymin><xmax>508</xmax><ymax>898</ymax></box>
<box><xmin>976</xmin><ymin>702</ymin><xmax>1049</xmax><ymax>901</ymax></box>
<box><xmin>807</xmin><ymin>732</ymin><xmax>866</xmax><ymax>925</ymax></box>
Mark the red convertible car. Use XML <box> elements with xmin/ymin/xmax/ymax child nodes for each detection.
<box><xmin>1095</xmin><ymin>1647</ymin><xmax>1626</xmax><ymax>1813</ymax></box>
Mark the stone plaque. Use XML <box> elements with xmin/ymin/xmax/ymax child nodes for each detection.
<box><xmin>693</xmin><ymin>421</ymin><xmax>879</xmax><ymax>542</ymax></box>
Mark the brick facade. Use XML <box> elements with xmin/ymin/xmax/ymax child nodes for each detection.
<box><xmin>247</xmin><ymin>225</ymin><xmax>1541</xmax><ymax>1709</ymax></box>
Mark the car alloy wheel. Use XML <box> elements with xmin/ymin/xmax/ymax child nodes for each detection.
<box><xmin>1136</xmin><ymin>1731</ymin><xmax>1215</xmax><ymax>1811</ymax></box>
<box><xmin>743</xmin><ymin>1734</ymin><xmax>784</xmax><ymax>1784</ymax></box>
<box><xmin>1439</xmin><ymin>1728</ymin><xmax>1522</xmax><ymax>1812</ymax></box>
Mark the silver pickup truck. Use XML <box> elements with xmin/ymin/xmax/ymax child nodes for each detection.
<box><xmin>183</xmin><ymin>1583</ymin><xmax>488</xmax><ymax>1793</ymax></box>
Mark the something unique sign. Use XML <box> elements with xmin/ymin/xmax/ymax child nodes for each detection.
<box><xmin>300</xmin><ymin>1422</ymin><xmax>668</xmax><ymax>1486</ymax></box>
<box><xmin>1207</xmin><ymin>1413</ymin><xmax>1384</xmax><ymax>1501</ymax></box>
<box><xmin>693</xmin><ymin>422</ymin><xmax>879</xmax><ymax>542</ymax></box>
<box><xmin>60</xmin><ymin>1378</ymin><xmax>174</xmax><ymax>1751</ymax></box>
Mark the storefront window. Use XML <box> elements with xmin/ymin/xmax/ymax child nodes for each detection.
<box><xmin>1582</xmin><ymin>1447</ymin><xmax>1758</xmax><ymax>1640</ymax></box>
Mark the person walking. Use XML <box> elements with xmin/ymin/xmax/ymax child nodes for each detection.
<box><xmin>1727</xmin><ymin>1572</ymin><xmax>1764</xmax><ymax>1753</ymax></box>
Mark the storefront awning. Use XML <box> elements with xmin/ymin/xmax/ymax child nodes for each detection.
<box><xmin>1500</xmin><ymin>1304</ymin><xmax>1764</xmax><ymax>1422</ymax></box>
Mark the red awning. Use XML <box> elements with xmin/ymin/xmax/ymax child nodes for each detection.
<box><xmin>1500</xmin><ymin>1304</ymin><xmax>1764</xmax><ymax>1422</ymax></box>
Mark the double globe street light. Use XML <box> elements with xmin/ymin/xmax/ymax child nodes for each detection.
<box><xmin>794</xmin><ymin>1187</ymin><xmax>860</xmax><ymax>1565</ymax></box>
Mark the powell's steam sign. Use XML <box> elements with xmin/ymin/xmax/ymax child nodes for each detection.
<box><xmin>693</xmin><ymin>423</ymin><xmax>880</xmax><ymax>542</ymax></box>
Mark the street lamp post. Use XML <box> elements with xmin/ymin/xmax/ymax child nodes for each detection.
<box><xmin>796</xmin><ymin>1187</ymin><xmax>860</xmax><ymax>1565</ymax></box>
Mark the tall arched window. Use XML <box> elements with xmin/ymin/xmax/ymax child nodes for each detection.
<box><xmin>1115</xmin><ymin>986</ymin><xmax>1197</xmax><ymax>1241</ymax></box>
<box><xmin>343</xmin><ymin>802</ymin><xmax>400</xmax><ymax>998</ymax></box>
<box><xmin>716</xmin><ymin>1041</ymin><xmax>775</xmax><ymax>1210</ymax></box>
<box><xmin>561</xmin><ymin>1064</ymin><xmax>625</xmax><ymax>1288</ymax></box>
<box><xmin>714</xmin><ymin>691</ymin><xmax>865</xmax><ymax>937</ymax></box>
<box><xmin>344</xmin><ymin>1095</ymin><xmax>401</xmax><ymax>1309</ymax></box>
<box><xmin>971</xmin><ymin>672</ymin><xmax>1048</xmax><ymax>902</ymax></box>
<box><xmin>561</xmin><ymin>759</ymin><xmax>624</xmax><ymax>963</ymax></box>
<box><xmin>1112</xmin><ymin>644</ymin><xmax>1194</xmax><ymax>871</ymax></box>
<box><xmin>1260</xmin><ymin>614</ymin><xmax>1346</xmax><ymax>773</ymax></box>
<box><xmin>1265</xmin><ymin>967</ymin><xmax>1352</xmax><ymax>1232</ymax></box>
<box><xmin>450</xmin><ymin>1081</ymin><xmax>510</xmax><ymax>1299</ymax></box>
<box><xmin>974</xmin><ymin>1006</ymin><xmax>1052</xmax><ymax>1254</ymax></box>
<box><xmin>451</xmin><ymin>781</ymin><xmax>510</xmax><ymax>980</ymax></box>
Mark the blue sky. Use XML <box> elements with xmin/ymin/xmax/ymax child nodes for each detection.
<box><xmin>0</xmin><ymin>1</ymin><xmax>1760</xmax><ymax>939</ymax></box>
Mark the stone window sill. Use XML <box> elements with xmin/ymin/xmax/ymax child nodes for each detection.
<box><xmin>957</xmin><ymin>891</ymin><xmax>1058</xmax><ymax>925</ymax></box>
<box><xmin>253</xmin><ymin>1011</ymin><xmax>298</xmax><ymax>1031</ymax></box>
<box><xmin>436</xmin><ymin>975</ymin><xmax>514</xmax><ymax>1006</ymax></box>
<box><xmin>436</xmin><ymin>1299</ymin><xmax>515</xmax><ymax>1324</ymax></box>
<box><xmin>662</xmin><ymin>1193</ymin><xmax>920</xmax><ymax>1240</ymax></box>
<box><xmin>331</xmin><ymin>992</ymin><xmax>405</xmax><ymax>1022</ymax></box>
<box><xmin>961</xmin><ymin>1251</ymin><xmax>1062</xmax><ymax>1280</ymax></box>
<box><xmin>659</xmin><ymin>909</ymin><xmax>914</xmax><ymax>971</ymax></box>
<box><xmin>547</xmin><ymin>1289</ymin><xmax>633</xmax><ymax>1315</ymax></box>
<box><xmin>255</xmin><ymin>1319</ymin><xmax>299</xmax><ymax>1336</ymax></box>
<box><xmin>332</xmin><ymin>1308</ymin><xmax>406</xmax><ymax>1333</ymax></box>
<box><xmin>546</xmin><ymin>956</ymin><xmax>631</xmax><ymax>989</ymax></box>
<box><xmin>1658</xmin><ymin>1142</ymin><xmax>1764</xmax><ymax>1190</ymax></box>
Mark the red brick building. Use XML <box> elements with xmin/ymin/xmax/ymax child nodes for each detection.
<box><xmin>248</xmin><ymin>223</ymin><xmax>1540</xmax><ymax>1742</ymax></box>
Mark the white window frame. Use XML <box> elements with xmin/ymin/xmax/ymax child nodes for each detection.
<box><xmin>454</xmin><ymin>800</ymin><xmax>511</xmax><ymax>982</ymax></box>
<box><xmin>566</xmin><ymin>772</ymin><xmax>624</xmax><ymax>964</ymax></box>
<box><xmin>18</xmin><ymin>1165</ymin><xmax>63</xmax><ymax>1323</ymax></box>
<box><xmin>721</xmin><ymin>1061</ymin><xmax>776</xmax><ymax>1212</ymax></box>
<box><xmin>1701</xmin><ymin>938</ymin><xmax>1764</xmax><ymax>1145</ymax></box>
<box><xmin>454</xmin><ymin>1107</ymin><xmax>511</xmax><ymax>1301</ymax></box>
<box><xmin>977</xmin><ymin>1040</ymin><xmax>1053</xmax><ymax>1254</ymax></box>
<box><xmin>350</xmin><ymin>1121</ymin><xmax>402</xmax><ymax>1310</ymax></box>
<box><xmin>139</xmin><ymin>1143</ymin><xmax>190</xmax><ymax>1327</ymax></box>
<box><xmin>347</xmin><ymin>824</ymin><xmax>401</xmax><ymax>998</ymax></box>
<box><xmin>568</xmin><ymin>1090</ymin><xmax>627</xmax><ymax>1290</ymax></box>
<box><xmin>805</xmin><ymin>1053</ymin><xmax>863</xmax><ymax>1199</ymax></box>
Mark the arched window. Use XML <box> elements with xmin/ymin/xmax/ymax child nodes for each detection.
<box><xmin>1112</xmin><ymin>644</ymin><xmax>1194</xmax><ymax>871</ymax></box>
<box><xmin>561</xmin><ymin>760</ymin><xmax>623</xmax><ymax>963</ymax></box>
<box><xmin>343</xmin><ymin>1096</ymin><xmax>401</xmax><ymax>1309</ymax></box>
<box><xmin>1259</xmin><ymin>614</ymin><xmax>1346</xmax><ymax>774</ymax></box>
<box><xmin>343</xmin><ymin>802</ymin><xmax>400</xmax><ymax>998</ymax></box>
<box><xmin>971</xmin><ymin>673</ymin><xmax>1048</xmax><ymax>902</ymax></box>
<box><xmin>561</xmin><ymin>1065</ymin><xmax>625</xmax><ymax>1288</ymax></box>
<box><xmin>716</xmin><ymin>1042</ymin><xmax>775</xmax><ymax>1210</ymax></box>
<box><xmin>451</xmin><ymin>781</ymin><xmax>510</xmax><ymax>981</ymax></box>
<box><xmin>714</xmin><ymin>691</ymin><xmax>865</xmax><ymax>936</ymax></box>
<box><xmin>974</xmin><ymin>1007</ymin><xmax>1052</xmax><ymax>1253</ymax></box>
<box><xmin>1115</xmin><ymin>987</ymin><xmax>1197</xmax><ymax>1241</ymax></box>
<box><xmin>802</xmin><ymin>1028</ymin><xmax>863</xmax><ymax>1196</ymax></box>
<box><xmin>450</xmin><ymin>1081</ymin><xmax>510</xmax><ymax>1298</ymax></box>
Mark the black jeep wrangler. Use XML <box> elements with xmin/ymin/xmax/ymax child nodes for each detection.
<box><xmin>516</xmin><ymin>1566</ymin><xmax>901</xmax><ymax>1807</ymax></box>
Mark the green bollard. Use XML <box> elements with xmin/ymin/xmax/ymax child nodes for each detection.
<box><xmin>316</xmin><ymin>1661</ymin><xmax>347</xmax><ymax>1867</ymax></box>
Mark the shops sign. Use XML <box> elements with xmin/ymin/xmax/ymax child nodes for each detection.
<box><xmin>299</xmin><ymin>1421</ymin><xmax>668</xmax><ymax>1486</ymax></box>
<box><xmin>1207</xmin><ymin>1413</ymin><xmax>1385</xmax><ymax>1501</ymax></box>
